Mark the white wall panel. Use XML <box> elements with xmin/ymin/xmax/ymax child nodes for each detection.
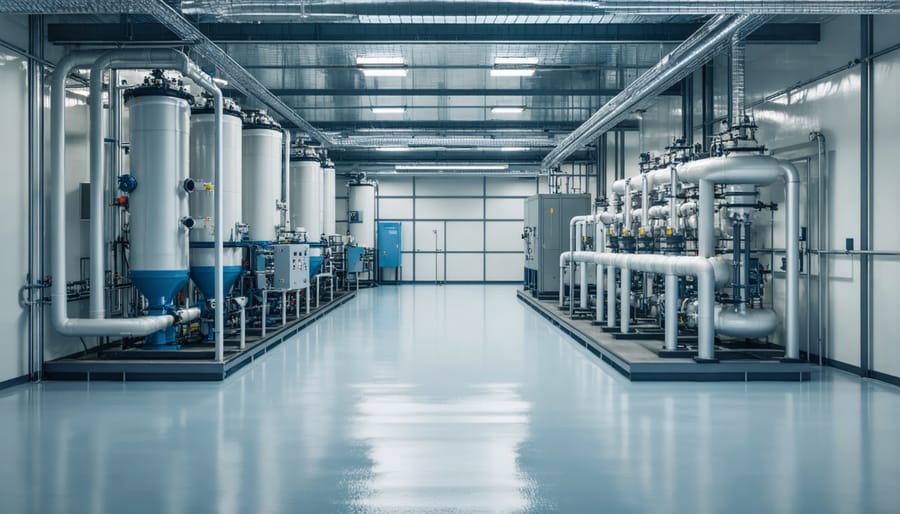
<box><xmin>0</xmin><ymin>38</ymin><xmax>29</xmax><ymax>382</ymax></box>
<box><xmin>414</xmin><ymin>221</ymin><xmax>443</xmax><ymax>252</ymax></box>
<box><xmin>415</xmin><ymin>177</ymin><xmax>482</xmax><ymax>196</ymax></box>
<box><xmin>377</xmin><ymin>176</ymin><xmax>413</xmax><ymax>196</ymax></box>
<box><xmin>414</xmin><ymin>252</ymin><xmax>444</xmax><ymax>282</ymax></box>
<box><xmin>486</xmin><ymin>254</ymin><xmax>525</xmax><ymax>282</ymax></box>
<box><xmin>446</xmin><ymin>222</ymin><xmax>484</xmax><ymax>252</ymax></box>
<box><xmin>415</xmin><ymin>198</ymin><xmax>483</xmax><ymax>220</ymax></box>
<box><xmin>485</xmin><ymin>198</ymin><xmax>524</xmax><ymax>219</ymax></box>
<box><xmin>378</xmin><ymin>198</ymin><xmax>413</xmax><ymax>220</ymax></box>
<box><xmin>485</xmin><ymin>222</ymin><xmax>524</xmax><ymax>252</ymax></box>
<box><xmin>486</xmin><ymin>177</ymin><xmax>537</xmax><ymax>196</ymax></box>
<box><xmin>871</xmin><ymin>46</ymin><xmax>900</xmax><ymax>377</ymax></box>
<box><xmin>446</xmin><ymin>253</ymin><xmax>484</xmax><ymax>281</ymax></box>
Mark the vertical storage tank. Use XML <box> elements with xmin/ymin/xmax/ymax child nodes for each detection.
<box><xmin>348</xmin><ymin>177</ymin><xmax>377</xmax><ymax>248</ymax></box>
<box><xmin>321</xmin><ymin>157</ymin><xmax>336</xmax><ymax>236</ymax></box>
<box><xmin>123</xmin><ymin>71</ymin><xmax>193</xmax><ymax>348</ymax></box>
<box><xmin>241</xmin><ymin>111</ymin><xmax>283</xmax><ymax>242</ymax></box>
<box><xmin>289</xmin><ymin>147</ymin><xmax>322</xmax><ymax>241</ymax></box>
<box><xmin>189</xmin><ymin>96</ymin><xmax>243</xmax><ymax>299</ymax></box>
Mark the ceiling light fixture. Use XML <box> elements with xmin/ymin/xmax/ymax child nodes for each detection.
<box><xmin>361</xmin><ymin>68</ymin><xmax>408</xmax><ymax>77</ymax></box>
<box><xmin>371</xmin><ymin>107</ymin><xmax>406</xmax><ymax>114</ymax></box>
<box><xmin>494</xmin><ymin>57</ymin><xmax>539</xmax><ymax>65</ymax></box>
<box><xmin>356</xmin><ymin>56</ymin><xmax>405</xmax><ymax>65</ymax></box>
<box><xmin>395</xmin><ymin>164</ymin><xmax>509</xmax><ymax>171</ymax></box>
<box><xmin>375</xmin><ymin>146</ymin><xmax>412</xmax><ymax>151</ymax></box>
<box><xmin>499</xmin><ymin>147</ymin><xmax>530</xmax><ymax>152</ymax></box>
<box><xmin>491</xmin><ymin>106</ymin><xmax>526</xmax><ymax>114</ymax></box>
<box><xmin>490</xmin><ymin>68</ymin><xmax>536</xmax><ymax>77</ymax></box>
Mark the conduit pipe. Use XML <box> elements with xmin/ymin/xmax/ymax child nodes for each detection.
<box><xmin>563</xmin><ymin>251</ymin><xmax>719</xmax><ymax>361</ymax></box>
<box><xmin>51</xmin><ymin>51</ymin><xmax>201</xmax><ymax>337</ymax></box>
<box><xmin>676</xmin><ymin>154</ymin><xmax>800</xmax><ymax>360</ymax></box>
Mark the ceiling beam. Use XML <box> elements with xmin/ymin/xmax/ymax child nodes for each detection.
<box><xmin>47</xmin><ymin>22</ymin><xmax>820</xmax><ymax>44</ymax></box>
<box><xmin>229</xmin><ymin>87</ymin><xmax>682</xmax><ymax>98</ymax></box>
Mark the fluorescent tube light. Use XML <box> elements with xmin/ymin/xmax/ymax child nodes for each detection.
<box><xmin>213</xmin><ymin>77</ymin><xmax>228</xmax><ymax>86</ymax></box>
<box><xmin>494</xmin><ymin>57</ymin><xmax>539</xmax><ymax>65</ymax></box>
<box><xmin>490</xmin><ymin>68</ymin><xmax>536</xmax><ymax>77</ymax></box>
<box><xmin>371</xmin><ymin>107</ymin><xmax>406</xmax><ymax>114</ymax></box>
<box><xmin>356</xmin><ymin>56</ymin><xmax>405</xmax><ymax>65</ymax></box>
<box><xmin>499</xmin><ymin>147</ymin><xmax>530</xmax><ymax>152</ymax></box>
<box><xmin>491</xmin><ymin>106</ymin><xmax>525</xmax><ymax>114</ymax></box>
<box><xmin>361</xmin><ymin>68</ymin><xmax>408</xmax><ymax>77</ymax></box>
<box><xmin>395</xmin><ymin>164</ymin><xmax>509</xmax><ymax>171</ymax></box>
<box><xmin>375</xmin><ymin>147</ymin><xmax>411</xmax><ymax>152</ymax></box>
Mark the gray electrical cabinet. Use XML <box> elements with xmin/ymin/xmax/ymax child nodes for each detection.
<box><xmin>273</xmin><ymin>244</ymin><xmax>310</xmax><ymax>290</ymax></box>
<box><xmin>523</xmin><ymin>194</ymin><xmax>591</xmax><ymax>298</ymax></box>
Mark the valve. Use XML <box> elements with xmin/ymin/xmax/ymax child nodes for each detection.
<box><xmin>183</xmin><ymin>178</ymin><xmax>196</xmax><ymax>193</ymax></box>
<box><xmin>118</xmin><ymin>174</ymin><xmax>137</xmax><ymax>193</ymax></box>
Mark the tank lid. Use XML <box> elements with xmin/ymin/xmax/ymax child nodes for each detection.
<box><xmin>242</xmin><ymin>109</ymin><xmax>282</xmax><ymax>131</ymax></box>
<box><xmin>192</xmin><ymin>94</ymin><xmax>242</xmax><ymax>118</ymax></box>
<box><xmin>290</xmin><ymin>146</ymin><xmax>320</xmax><ymax>162</ymax></box>
<box><xmin>124</xmin><ymin>69</ymin><xmax>194</xmax><ymax>104</ymax></box>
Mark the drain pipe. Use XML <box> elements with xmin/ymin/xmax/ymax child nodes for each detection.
<box><xmin>52</xmin><ymin>51</ymin><xmax>200</xmax><ymax>337</ymax></box>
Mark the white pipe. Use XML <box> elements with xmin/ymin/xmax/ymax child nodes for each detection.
<box><xmin>566</xmin><ymin>214</ymin><xmax>593</xmax><ymax>310</ymax></box>
<box><xmin>564</xmin><ymin>251</ymin><xmax>718</xmax><ymax>360</ymax></box>
<box><xmin>282</xmin><ymin>128</ymin><xmax>291</xmax><ymax>232</ymax></box>
<box><xmin>665</xmin><ymin>273</ymin><xmax>678</xmax><ymax>350</ymax></box>
<box><xmin>676</xmin><ymin>154</ymin><xmax>801</xmax><ymax>360</ymax></box>
<box><xmin>641</xmin><ymin>174</ymin><xmax>650</xmax><ymax>230</ymax></box>
<box><xmin>669</xmin><ymin>166</ymin><xmax>679</xmax><ymax>231</ymax></box>
<box><xmin>607</xmin><ymin>261</ymin><xmax>616</xmax><ymax>328</ymax></box>
<box><xmin>578</xmin><ymin>221</ymin><xmax>588</xmax><ymax>309</ymax></box>
<box><xmin>623</xmin><ymin>179</ymin><xmax>633</xmax><ymax>234</ymax></box>
<box><xmin>621</xmin><ymin>266</ymin><xmax>631</xmax><ymax>333</ymax></box>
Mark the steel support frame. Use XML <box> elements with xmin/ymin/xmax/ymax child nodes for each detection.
<box><xmin>859</xmin><ymin>15</ymin><xmax>873</xmax><ymax>377</ymax></box>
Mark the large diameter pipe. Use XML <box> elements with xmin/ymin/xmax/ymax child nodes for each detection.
<box><xmin>640</xmin><ymin>174</ymin><xmax>650</xmax><ymax>231</ymax></box>
<box><xmin>564</xmin><ymin>251</ymin><xmax>718</xmax><ymax>361</ymax></box>
<box><xmin>665</xmin><ymin>274</ymin><xmax>679</xmax><ymax>351</ymax></box>
<box><xmin>578</xmin><ymin>221</ymin><xmax>588</xmax><ymax>309</ymax></box>
<box><xmin>781</xmin><ymin>162</ymin><xmax>801</xmax><ymax>360</ymax></box>
<box><xmin>677</xmin><ymin>154</ymin><xmax>801</xmax><ymax>360</ymax></box>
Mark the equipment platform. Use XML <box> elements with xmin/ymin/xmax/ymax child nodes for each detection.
<box><xmin>517</xmin><ymin>289</ymin><xmax>814</xmax><ymax>382</ymax></box>
<box><xmin>44</xmin><ymin>291</ymin><xmax>356</xmax><ymax>382</ymax></box>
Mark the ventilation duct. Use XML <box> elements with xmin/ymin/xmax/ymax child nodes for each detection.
<box><xmin>0</xmin><ymin>0</ymin><xmax>332</xmax><ymax>146</ymax></box>
<box><xmin>542</xmin><ymin>14</ymin><xmax>769</xmax><ymax>169</ymax></box>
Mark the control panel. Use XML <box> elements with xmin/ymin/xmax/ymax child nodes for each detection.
<box><xmin>272</xmin><ymin>243</ymin><xmax>310</xmax><ymax>290</ymax></box>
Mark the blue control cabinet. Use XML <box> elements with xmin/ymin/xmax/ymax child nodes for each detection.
<box><xmin>347</xmin><ymin>246</ymin><xmax>366</xmax><ymax>273</ymax></box>
<box><xmin>377</xmin><ymin>222</ymin><xmax>402</xmax><ymax>268</ymax></box>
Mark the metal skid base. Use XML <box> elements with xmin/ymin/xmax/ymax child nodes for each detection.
<box><xmin>43</xmin><ymin>291</ymin><xmax>356</xmax><ymax>382</ymax></box>
<box><xmin>517</xmin><ymin>290</ymin><xmax>814</xmax><ymax>382</ymax></box>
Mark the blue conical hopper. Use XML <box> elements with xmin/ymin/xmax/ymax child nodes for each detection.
<box><xmin>189</xmin><ymin>266</ymin><xmax>243</xmax><ymax>300</ymax></box>
<box><xmin>130</xmin><ymin>269</ymin><xmax>189</xmax><ymax>349</ymax></box>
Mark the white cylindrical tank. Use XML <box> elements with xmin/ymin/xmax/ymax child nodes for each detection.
<box><xmin>321</xmin><ymin>158</ymin><xmax>336</xmax><ymax>236</ymax></box>
<box><xmin>189</xmin><ymin>97</ymin><xmax>244</xmax><ymax>297</ymax></box>
<box><xmin>289</xmin><ymin>148</ymin><xmax>322</xmax><ymax>242</ymax></box>
<box><xmin>241</xmin><ymin>111</ymin><xmax>283</xmax><ymax>242</ymax></box>
<box><xmin>348</xmin><ymin>179</ymin><xmax>376</xmax><ymax>248</ymax></box>
<box><xmin>123</xmin><ymin>75</ymin><xmax>193</xmax><ymax>348</ymax></box>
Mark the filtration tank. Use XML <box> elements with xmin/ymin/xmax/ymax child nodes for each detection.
<box><xmin>123</xmin><ymin>71</ymin><xmax>193</xmax><ymax>348</ymax></box>
<box><xmin>241</xmin><ymin>111</ymin><xmax>283</xmax><ymax>242</ymax></box>
<box><xmin>289</xmin><ymin>147</ymin><xmax>322</xmax><ymax>241</ymax></box>
<box><xmin>189</xmin><ymin>96</ymin><xmax>243</xmax><ymax>299</ymax></box>
<box><xmin>348</xmin><ymin>178</ymin><xmax>377</xmax><ymax>248</ymax></box>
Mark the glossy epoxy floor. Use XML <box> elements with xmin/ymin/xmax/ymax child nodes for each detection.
<box><xmin>2</xmin><ymin>286</ymin><xmax>899</xmax><ymax>514</ymax></box>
